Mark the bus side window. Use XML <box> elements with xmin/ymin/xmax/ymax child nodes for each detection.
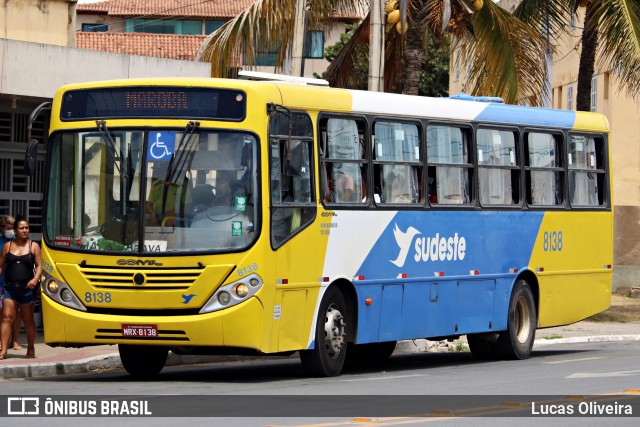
<box><xmin>427</xmin><ymin>124</ymin><xmax>472</xmax><ymax>205</ymax></box>
<box><xmin>323</xmin><ymin>118</ymin><xmax>366</xmax><ymax>204</ymax></box>
<box><xmin>525</xmin><ymin>132</ymin><xmax>564</xmax><ymax>206</ymax></box>
<box><xmin>477</xmin><ymin>128</ymin><xmax>520</xmax><ymax>206</ymax></box>
<box><xmin>269</xmin><ymin>111</ymin><xmax>315</xmax><ymax>247</ymax></box>
<box><xmin>372</xmin><ymin>121</ymin><xmax>421</xmax><ymax>205</ymax></box>
<box><xmin>568</xmin><ymin>134</ymin><xmax>605</xmax><ymax>206</ymax></box>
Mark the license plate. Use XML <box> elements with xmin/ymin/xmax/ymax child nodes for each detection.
<box><xmin>121</xmin><ymin>324</ymin><xmax>158</xmax><ymax>338</ymax></box>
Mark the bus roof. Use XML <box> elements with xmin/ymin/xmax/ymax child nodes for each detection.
<box><xmin>52</xmin><ymin>77</ymin><xmax>609</xmax><ymax>132</ymax></box>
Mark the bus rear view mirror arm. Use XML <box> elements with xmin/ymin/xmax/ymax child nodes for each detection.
<box><xmin>25</xmin><ymin>101</ymin><xmax>51</xmax><ymax>176</ymax></box>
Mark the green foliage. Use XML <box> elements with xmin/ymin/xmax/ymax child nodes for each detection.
<box><xmin>318</xmin><ymin>24</ymin><xmax>368</xmax><ymax>90</ymax></box>
<box><xmin>448</xmin><ymin>341</ymin><xmax>469</xmax><ymax>352</ymax></box>
<box><xmin>324</xmin><ymin>24</ymin><xmax>358</xmax><ymax>62</ymax></box>
<box><xmin>418</xmin><ymin>39</ymin><xmax>450</xmax><ymax>97</ymax></box>
<box><xmin>542</xmin><ymin>334</ymin><xmax>563</xmax><ymax>340</ymax></box>
<box><xmin>320</xmin><ymin>24</ymin><xmax>450</xmax><ymax>96</ymax></box>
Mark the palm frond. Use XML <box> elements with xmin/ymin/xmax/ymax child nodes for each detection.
<box><xmin>325</xmin><ymin>0</ymin><xmax>473</xmax><ymax>91</ymax></box>
<box><xmin>323</xmin><ymin>16</ymin><xmax>371</xmax><ymax>90</ymax></box>
<box><xmin>513</xmin><ymin>0</ymin><xmax>571</xmax><ymax>38</ymax></box>
<box><xmin>428</xmin><ymin>0</ymin><xmax>474</xmax><ymax>39</ymax></box>
<box><xmin>323</xmin><ymin>8</ymin><xmax>422</xmax><ymax>92</ymax></box>
<box><xmin>455</xmin><ymin>0</ymin><xmax>549</xmax><ymax>105</ymax></box>
<box><xmin>591</xmin><ymin>0</ymin><xmax>640</xmax><ymax>99</ymax></box>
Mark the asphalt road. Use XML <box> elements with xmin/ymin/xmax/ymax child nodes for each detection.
<box><xmin>2</xmin><ymin>340</ymin><xmax>639</xmax><ymax>426</ymax></box>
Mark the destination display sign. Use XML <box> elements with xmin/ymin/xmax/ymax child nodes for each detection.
<box><xmin>60</xmin><ymin>87</ymin><xmax>246</xmax><ymax>121</ymax></box>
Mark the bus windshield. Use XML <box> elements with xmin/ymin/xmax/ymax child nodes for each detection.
<box><xmin>45</xmin><ymin>127</ymin><xmax>259</xmax><ymax>253</ymax></box>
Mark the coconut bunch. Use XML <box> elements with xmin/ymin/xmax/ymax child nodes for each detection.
<box><xmin>384</xmin><ymin>1</ymin><xmax>408</xmax><ymax>34</ymax></box>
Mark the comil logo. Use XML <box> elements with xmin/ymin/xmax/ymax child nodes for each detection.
<box><xmin>390</xmin><ymin>223</ymin><xmax>467</xmax><ymax>268</ymax></box>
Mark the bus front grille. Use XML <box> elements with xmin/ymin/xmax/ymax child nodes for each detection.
<box><xmin>79</xmin><ymin>266</ymin><xmax>203</xmax><ymax>290</ymax></box>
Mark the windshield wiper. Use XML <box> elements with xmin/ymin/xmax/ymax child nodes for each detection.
<box><xmin>96</xmin><ymin>120</ymin><xmax>128</xmax><ymax>181</ymax></box>
<box><xmin>161</xmin><ymin>121</ymin><xmax>200</xmax><ymax>218</ymax></box>
<box><xmin>164</xmin><ymin>121</ymin><xmax>200</xmax><ymax>184</ymax></box>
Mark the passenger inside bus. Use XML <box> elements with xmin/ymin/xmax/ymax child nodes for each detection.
<box><xmin>428</xmin><ymin>176</ymin><xmax>438</xmax><ymax>204</ymax></box>
<box><xmin>385</xmin><ymin>166</ymin><xmax>414</xmax><ymax>203</ymax></box>
<box><xmin>145</xmin><ymin>162</ymin><xmax>192</xmax><ymax>227</ymax></box>
<box><xmin>212</xmin><ymin>170</ymin><xmax>245</xmax><ymax>207</ymax></box>
<box><xmin>191</xmin><ymin>184</ymin><xmax>215</xmax><ymax>214</ymax></box>
<box><xmin>190</xmin><ymin>170</ymin><xmax>248</xmax><ymax>226</ymax></box>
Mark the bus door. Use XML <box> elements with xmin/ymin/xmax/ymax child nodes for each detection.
<box><xmin>268</xmin><ymin>108</ymin><xmax>317</xmax><ymax>352</ymax></box>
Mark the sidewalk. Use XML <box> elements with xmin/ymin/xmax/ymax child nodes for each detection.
<box><xmin>1</xmin><ymin>321</ymin><xmax>639</xmax><ymax>379</ymax></box>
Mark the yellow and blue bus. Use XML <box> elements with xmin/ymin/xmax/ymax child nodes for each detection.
<box><xmin>26</xmin><ymin>77</ymin><xmax>612</xmax><ymax>377</ymax></box>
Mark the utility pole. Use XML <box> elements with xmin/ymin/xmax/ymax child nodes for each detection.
<box><xmin>368</xmin><ymin>0</ymin><xmax>384</xmax><ymax>92</ymax></box>
<box><xmin>291</xmin><ymin>0</ymin><xmax>306</xmax><ymax>77</ymax></box>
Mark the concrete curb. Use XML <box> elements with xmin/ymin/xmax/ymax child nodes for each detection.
<box><xmin>0</xmin><ymin>351</ymin><xmax>287</xmax><ymax>379</ymax></box>
<box><xmin>533</xmin><ymin>334</ymin><xmax>640</xmax><ymax>348</ymax></box>
<box><xmin>0</xmin><ymin>353</ymin><xmax>120</xmax><ymax>379</ymax></box>
<box><xmin>2</xmin><ymin>335</ymin><xmax>639</xmax><ymax>379</ymax></box>
<box><xmin>389</xmin><ymin>335</ymin><xmax>640</xmax><ymax>353</ymax></box>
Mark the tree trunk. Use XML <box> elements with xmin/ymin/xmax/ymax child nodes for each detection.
<box><xmin>576</xmin><ymin>3</ymin><xmax>598</xmax><ymax>112</ymax></box>
<box><xmin>403</xmin><ymin>5</ymin><xmax>428</xmax><ymax>96</ymax></box>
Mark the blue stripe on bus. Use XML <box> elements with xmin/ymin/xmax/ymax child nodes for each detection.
<box><xmin>475</xmin><ymin>104</ymin><xmax>576</xmax><ymax>128</ymax></box>
<box><xmin>353</xmin><ymin>211</ymin><xmax>544</xmax><ymax>344</ymax></box>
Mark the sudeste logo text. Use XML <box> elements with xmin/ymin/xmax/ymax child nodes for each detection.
<box><xmin>390</xmin><ymin>223</ymin><xmax>467</xmax><ymax>268</ymax></box>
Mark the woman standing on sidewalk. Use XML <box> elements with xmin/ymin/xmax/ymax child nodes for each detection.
<box><xmin>0</xmin><ymin>215</ymin><xmax>23</xmax><ymax>352</ymax></box>
<box><xmin>0</xmin><ymin>216</ymin><xmax>41</xmax><ymax>359</ymax></box>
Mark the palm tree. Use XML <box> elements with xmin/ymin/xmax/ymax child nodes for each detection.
<box><xmin>568</xmin><ymin>0</ymin><xmax>640</xmax><ymax>112</ymax></box>
<box><xmin>329</xmin><ymin>0</ymin><xmax>563</xmax><ymax>104</ymax></box>
<box><xmin>196</xmin><ymin>0</ymin><xmax>367</xmax><ymax>77</ymax></box>
<box><xmin>398</xmin><ymin>0</ymin><xmax>640</xmax><ymax>109</ymax></box>
<box><xmin>197</xmin><ymin>1</ymin><xmax>640</xmax><ymax>108</ymax></box>
<box><xmin>375</xmin><ymin>0</ymin><xmax>559</xmax><ymax>102</ymax></box>
<box><xmin>196</xmin><ymin>0</ymin><xmax>554</xmax><ymax>105</ymax></box>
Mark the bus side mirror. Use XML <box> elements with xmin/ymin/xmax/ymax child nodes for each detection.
<box><xmin>25</xmin><ymin>139</ymin><xmax>39</xmax><ymax>176</ymax></box>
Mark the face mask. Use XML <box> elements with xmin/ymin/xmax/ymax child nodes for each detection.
<box><xmin>4</xmin><ymin>229</ymin><xmax>14</xmax><ymax>240</ymax></box>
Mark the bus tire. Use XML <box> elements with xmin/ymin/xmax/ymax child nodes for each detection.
<box><xmin>467</xmin><ymin>333</ymin><xmax>500</xmax><ymax>360</ymax></box>
<box><xmin>119</xmin><ymin>344</ymin><xmax>168</xmax><ymax>378</ymax></box>
<box><xmin>498</xmin><ymin>279</ymin><xmax>537</xmax><ymax>359</ymax></box>
<box><xmin>347</xmin><ymin>341</ymin><xmax>397</xmax><ymax>362</ymax></box>
<box><xmin>300</xmin><ymin>287</ymin><xmax>347</xmax><ymax>377</ymax></box>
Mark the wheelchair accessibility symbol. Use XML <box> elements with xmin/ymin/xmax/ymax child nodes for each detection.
<box><xmin>148</xmin><ymin>131</ymin><xmax>175</xmax><ymax>161</ymax></box>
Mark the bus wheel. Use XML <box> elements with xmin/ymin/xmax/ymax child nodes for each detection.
<box><xmin>347</xmin><ymin>341</ymin><xmax>397</xmax><ymax>362</ymax></box>
<box><xmin>119</xmin><ymin>344</ymin><xmax>168</xmax><ymax>378</ymax></box>
<box><xmin>498</xmin><ymin>279</ymin><xmax>537</xmax><ymax>359</ymax></box>
<box><xmin>467</xmin><ymin>333</ymin><xmax>500</xmax><ymax>360</ymax></box>
<box><xmin>300</xmin><ymin>287</ymin><xmax>347</xmax><ymax>377</ymax></box>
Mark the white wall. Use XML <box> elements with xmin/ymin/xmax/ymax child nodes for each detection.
<box><xmin>0</xmin><ymin>39</ymin><xmax>211</xmax><ymax>98</ymax></box>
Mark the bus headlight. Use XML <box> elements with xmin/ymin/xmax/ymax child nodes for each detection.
<box><xmin>218</xmin><ymin>291</ymin><xmax>231</xmax><ymax>305</ymax></box>
<box><xmin>60</xmin><ymin>288</ymin><xmax>74</xmax><ymax>302</ymax></box>
<box><xmin>42</xmin><ymin>274</ymin><xmax>87</xmax><ymax>312</ymax></box>
<box><xmin>200</xmin><ymin>273</ymin><xmax>263</xmax><ymax>314</ymax></box>
<box><xmin>235</xmin><ymin>283</ymin><xmax>249</xmax><ymax>298</ymax></box>
<box><xmin>46</xmin><ymin>279</ymin><xmax>60</xmax><ymax>294</ymax></box>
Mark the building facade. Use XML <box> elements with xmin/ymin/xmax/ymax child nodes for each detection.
<box><xmin>75</xmin><ymin>0</ymin><xmax>361</xmax><ymax>78</ymax></box>
<box><xmin>0</xmin><ymin>0</ymin><xmax>77</xmax><ymax>47</ymax></box>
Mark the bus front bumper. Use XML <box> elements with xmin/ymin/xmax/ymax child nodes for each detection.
<box><xmin>41</xmin><ymin>295</ymin><xmax>265</xmax><ymax>351</ymax></box>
